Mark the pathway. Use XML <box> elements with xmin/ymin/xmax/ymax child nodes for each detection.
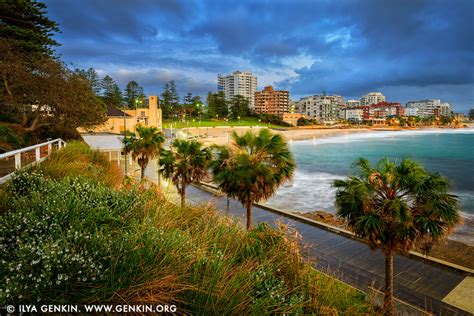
<box><xmin>187</xmin><ymin>185</ymin><xmax>472</xmax><ymax>315</ymax></box>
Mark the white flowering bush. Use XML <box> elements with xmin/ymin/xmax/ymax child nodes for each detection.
<box><xmin>0</xmin><ymin>170</ymin><xmax>143</xmax><ymax>304</ymax></box>
<box><xmin>0</xmin><ymin>166</ymin><xmax>373</xmax><ymax>313</ymax></box>
<box><xmin>251</xmin><ymin>267</ymin><xmax>304</xmax><ymax>313</ymax></box>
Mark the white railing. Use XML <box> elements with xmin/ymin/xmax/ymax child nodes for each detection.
<box><xmin>0</xmin><ymin>138</ymin><xmax>66</xmax><ymax>184</ymax></box>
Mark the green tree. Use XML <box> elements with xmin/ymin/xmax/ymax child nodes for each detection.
<box><xmin>161</xmin><ymin>80</ymin><xmax>180</xmax><ymax>118</ymax></box>
<box><xmin>85</xmin><ymin>68</ymin><xmax>101</xmax><ymax>96</ymax></box>
<box><xmin>101</xmin><ymin>75</ymin><xmax>123</xmax><ymax>107</ymax></box>
<box><xmin>207</xmin><ymin>91</ymin><xmax>228</xmax><ymax>119</ymax></box>
<box><xmin>161</xmin><ymin>82</ymin><xmax>171</xmax><ymax>118</ymax></box>
<box><xmin>229</xmin><ymin>95</ymin><xmax>250</xmax><ymax>119</ymax></box>
<box><xmin>183</xmin><ymin>92</ymin><xmax>194</xmax><ymax>116</ymax></box>
<box><xmin>333</xmin><ymin>158</ymin><xmax>460</xmax><ymax>315</ymax></box>
<box><xmin>0</xmin><ymin>0</ymin><xmax>60</xmax><ymax>56</ymax></box>
<box><xmin>183</xmin><ymin>92</ymin><xmax>193</xmax><ymax>105</ymax></box>
<box><xmin>160</xmin><ymin>139</ymin><xmax>211</xmax><ymax>208</ymax></box>
<box><xmin>74</xmin><ymin>67</ymin><xmax>101</xmax><ymax>96</ymax></box>
<box><xmin>169</xmin><ymin>80</ymin><xmax>180</xmax><ymax>107</ymax></box>
<box><xmin>124</xmin><ymin>80</ymin><xmax>145</xmax><ymax>109</ymax></box>
<box><xmin>0</xmin><ymin>42</ymin><xmax>106</xmax><ymax>136</ymax></box>
<box><xmin>469</xmin><ymin>109</ymin><xmax>474</xmax><ymax>120</ymax></box>
<box><xmin>122</xmin><ymin>126</ymin><xmax>165</xmax><ymax>180</ymax></box>
<box><xmin>211</xmin><ymin>129</ymin><xmax>296</xmax><ymax>229</ymax></box>
<box><xmin>206</xmin><ymin>92</ymin><xmax>217</xmax><ymax>117</ymax></box>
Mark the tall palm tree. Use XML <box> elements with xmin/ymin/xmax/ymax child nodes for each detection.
<box><xmin>211</xmin><ymin>129</ymin><xmax>296</xmax><ymax>230</ymax></box>
<box><xmin>159</xmin><ymin>139</ymin><xmax>211</xmax><ymax>208</ymax></box>
<box><xmin>334</xmin><ymin>158</ymin><xmax>460</xmax><ymax>315</ymax></box>
<box><xmin>122</xmin><ymin>126</ymin><xmax>164</xmax><ymax>180</ymax></box>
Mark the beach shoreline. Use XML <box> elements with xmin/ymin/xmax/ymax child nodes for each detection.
<box><xmin>186</xmin><ymin>125</ymin><xmax>469</xmax><ymax>146</ymax></box>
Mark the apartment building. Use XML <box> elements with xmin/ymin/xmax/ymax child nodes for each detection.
<box><xmin>360</xmin><ymin>92</ymin><xmax>386</xmax><ymax>106</ymax></box>
<box><xmin>254</xmin><ymin>86</ymin><xmax>289</xmax><ymax>116</ymax></box>
<box><xmin>295</xmin><ymin>94</ymin><xmax>344</xmax><ymax>123</ymax></box>
<box><xmin>344</xmin><ymin>107</ymin><xmax>365</xmax><ymax>122</ymax></box>
<box><xmin>405</xmin><ymin>99</ymin><xmax>452</xmax><ymax>118</ymax></box>
<box><xmin>217</xmin><ymin>71</ymin><xmax>257</xmax><ymax>109</ymax></box>
<box><xmin>369</xmin><ymin>102</ymin><xmax>404</xmax><ymax>118</ymax></box>
<box><xmin>346</xmin><ymin>99</ymin><xmax>360</xmax><ymax>107</ymax></box>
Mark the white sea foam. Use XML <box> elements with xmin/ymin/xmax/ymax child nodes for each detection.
<box><xmin>266</xmin><ymin>170</ymin><xmax>344</xmax><ymax>213</ymax></box>
<box><xmin>293</xmin><ymin>128</ymin><xmax>474</xmax><ymax>147</ymax></box>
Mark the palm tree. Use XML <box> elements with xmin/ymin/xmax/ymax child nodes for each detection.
<box><xmin>122</xmin><ymin>126</ymin><xmax>164</xmax><ymax>180</ymax></box>
<box><xmin>333</xmin><ymin>158</ymin><xmax>460</xmax><ymax>315</ymax></box>
<box><xmin>159</xmin><ymin>139</ymin><xmax>211</xmax><ymax>208</ymax></box>
<box><xmin>211</xmin><ymin>129</ymin><xmax>296</xmax><ymax>230</ymax></box>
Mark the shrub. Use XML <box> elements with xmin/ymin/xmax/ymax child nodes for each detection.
<box><xmin>0</xmin><ymin>170</ymin><xmax>142</xmax><ymax>304</ymax></box>
<box><xmin>0</xmin><ymin>152</ymin><xmax>373</xmax><ymax>313</ymax></box>
<box><xmin>259</xmin><ymin>114</ymin><xmax>292</xmax><ymax>127</ymax></box>
<box><xmin>36</xmin><ymin>141</ymin><xmax>122</xmax><ymax>187</ymax></box>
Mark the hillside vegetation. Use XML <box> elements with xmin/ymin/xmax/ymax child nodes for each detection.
<box><xmin>0</xmin><ymin>142</ymin><xmax>373</xmax><ymax>314</ymax></box>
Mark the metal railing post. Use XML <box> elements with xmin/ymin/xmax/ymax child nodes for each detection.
<box><xmin>35</xmin><ymin>147</ymin><xmax>41</xmax><ymax>162</ymax></box>
<box><xmin>15</xmin><ymin>153</ymin><xmax>21</xmax><ymax>169</ymax></box>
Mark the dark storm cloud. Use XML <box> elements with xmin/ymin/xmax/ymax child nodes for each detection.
<box><xmin>44</xmin><ymin>0</ymin><xmax>474</xmax><ymax>111</ymax></box>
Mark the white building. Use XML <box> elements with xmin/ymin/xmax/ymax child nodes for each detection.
<box><xmin>405</xmin><ymin>99</ymin><xmax>452</xmax><ymax>118</ymax></box>
<box><xmin>360</xmin><ymin>92</ymin><xmax>386</xmax><ymax>106</ymax></box>
<box><xmin>217</xmin><ymin>71</ymin><xmax>257</xmax><ymax>109</ymax></box>
<box><xmin>346</xmin><ymin>99</ymin><xmax>360</xmax><ymax>107</ymax></box>
<box><xmin>344</xmin><ymin>108</ymin><xmax>364</xmax><ymax>122</ymax></box>
<box><xmin>295</xmin><ymin>94</ymin><xmax>344</xmax><ymax>123</ymax></box>
<box><xmin>404</xmin><ymin>107</ymin><xmax>418</xmax><ymax>117</ymax></box>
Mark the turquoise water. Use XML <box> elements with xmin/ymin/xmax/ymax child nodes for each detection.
<box><xmin>266</xmin><ymin>129</ymin><xmax>474</xmax><ymax>245</ymax></box>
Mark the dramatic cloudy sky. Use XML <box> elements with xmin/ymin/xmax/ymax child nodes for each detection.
<box><xmin>44</xmin><ymin>0</ymin><xmax>474</xmax><ymax>112</ymax></box>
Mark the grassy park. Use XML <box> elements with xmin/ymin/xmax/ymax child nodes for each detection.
<box><xmin>163</xmin><ymin>117</ymin><xmax>287</xmax><ymax>129</ymax></box>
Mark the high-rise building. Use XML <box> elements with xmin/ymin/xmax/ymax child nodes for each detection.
<box><xmin>217</xmin><ymin>71</ymin><xmax>257</xmax><ymax>109</ymax></box>
<box><xmin>294</xmin><ymin>94</ymin><xmax>344</xmax><ymax>123</ymax></box>
<box><xmin>346</xmin><ymin>99</ymin><xmax>360</xmax><ymax>107</ymax></box>
<box><xmin>254</xmin><ymin>86</ymin><xmax>289</xmax><ymax>117</ymax></box>
<box><xmin>405</xmin><ymin>99</ymin><xmax>452</xmax><ymax>118</ymax></box>
<box><xmin>360</xmin><ymin>92</ymin><xmax>386</xmax><ymax>106</ymax></box>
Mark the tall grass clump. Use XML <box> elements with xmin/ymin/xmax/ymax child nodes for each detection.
<box><xmin>0</xmin><ymin>143</ymin><xmax>374</xmax><ymax>314</ymax></box>
<box><xmin>36</xmin><ymin>141</ymin><xmax>122</xmax><ymax>187</ymax></box>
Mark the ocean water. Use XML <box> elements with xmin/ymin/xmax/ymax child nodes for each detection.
<box><xmin>265</xmin><ymin>129</ymin><xmax>474</xmax><ymax>246</ymax></box>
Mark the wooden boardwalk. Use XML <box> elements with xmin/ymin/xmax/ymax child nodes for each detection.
<box><xmin>187</xmin><ymin>185</ymin><xmax>471</xmax><ymax>315</ymax></box>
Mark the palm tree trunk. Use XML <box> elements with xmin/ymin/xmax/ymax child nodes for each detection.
<box><xmin>245</xmin><ymin>199</ymin><xmax>252</xmax><ymax>230</ymax></box>
<box><xmin>384</xmin><ymin>250</ymin><xmax>394</xmax><ymax>315</ymax></box>
<box><xmin>140</xmin><ymin>166</ymin><xmax>145</xmax><ymax>180</ymax></box>
<box><xmin>181</xmin><ymin>185</ymin><xmax>186</xmax><ymax>208</ymax></box>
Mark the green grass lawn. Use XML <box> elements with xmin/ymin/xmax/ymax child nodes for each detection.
<box><xmin>163</xmin><ymin>117</ymin><xmax>286</xmax><ymax>129</ymax></box>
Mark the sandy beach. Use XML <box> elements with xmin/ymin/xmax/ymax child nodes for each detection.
<box><xmin>184</xmin><ymin>125</ymin><xmax>470</xmax><ymax>146</ymax></box>
<box><xmin>186</xmin><ymin>126</ymin><xmax>377</xmax><ymax>145</ymax></box>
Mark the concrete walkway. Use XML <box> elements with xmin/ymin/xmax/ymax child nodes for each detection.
<box><xmin>187</xmin><ymin>185</ymin><xmax>473</xmax><ymax>315</ymax></box>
